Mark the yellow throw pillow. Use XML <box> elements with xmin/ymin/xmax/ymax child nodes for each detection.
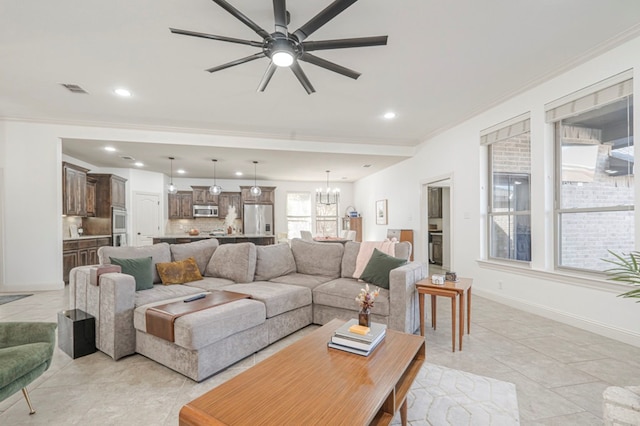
<box><xmin>156</xmin><ymin>257</ymin><xmax>203</xmax><ymax>285</ymax></box>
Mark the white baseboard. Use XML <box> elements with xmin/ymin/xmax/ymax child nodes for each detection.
<box><xmin>474</xmin><ymin>288</ymin><xmax>640</xmax><ymax>348</ymax></box>
<box><xmin>0</xmin><ymin>280</ymin><xmax>64</xmax><ymax>293</ymax></box>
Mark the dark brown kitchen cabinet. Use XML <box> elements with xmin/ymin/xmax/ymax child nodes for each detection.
<box><xmin>90</xmin><ymin>174</ymin><xmax>127</xmax><ymax>216</ymax></box>
<box><xmin>428</xmin><ymin>188</ymin><xmax>442</xmax><ymax>218</ymax></box>
<box><xmin>218</xmin><ymin>192</ymin><xmax>242</xmax><ymax>219</ymax></box>
<box><xmin>240</xmin><ymin>186</ymin><xmax>275</xmax><ymax>204</ymax></box>
<box><xmin>63</xmin><ymin>237</ymin><xmax>111</xmax><ymax>283</ymax></box>
<box><xmin>63</xmin><ymin>162</ymin><xmax>89</xmax><ymax>216</ymax></box>
<box><xmin>86</xmin><ymin>176</ymin><xmax>97</xmax><ymax>217</ymax></box>
<box><xmin>432</xmin><ymin>234</ymin><xmax>443</xmax><ymax>265</ymax></box>
<box><xmin>191</xmin><ymin>186</ymin><xmax>219</xmax><ymax>205</ymax></box>
<box><xmin>168</xmin><ymin>191</ymin><xmax>193</xmax><ymax>219</ymax></box>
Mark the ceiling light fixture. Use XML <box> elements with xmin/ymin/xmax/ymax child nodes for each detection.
<box><xmin>235</xmin><ymin>171</ymin><xmax>243</xmax><ymax>176</ymax></box>
<box><xmin>316</xmin><ymin>170</ymin><xmax>340</xmax><ymax>205</ymax></box>
<box><xmin>177</xmin><ymin>169</ymin><xmax>186</xmax><ymax>174</ymax></box>
<box><xmin>209</xmin><ymin>159</ymin><xmax>223</xmax><ymax>196</ymax></box>
<box><xmin>134</xmin><ymin>162</ymin><xmax>144</xmax><ymax>167</ymax></box>
<box><xmin>383</xmin><ymin>111</ymin><xmax>396</xmax><ymax>119</ymax></box>
<box><xmin>167</xmin><ymin>157</ymin><xmax>177</xmax><ymax>194</ymax></box>
<box><xmin>114</xmin><ymin>88</ymin><xmax>132</xmax><ymax>97</ymax></box>
<box><xmin>104</xmin><ymin>146</ymin><xmax>116</xmax><ymax>152</ymax></box>
<box><xmin>250</xmin><ymin>161</ymin><xmax>262</xmax><ymax>197</ymax></box>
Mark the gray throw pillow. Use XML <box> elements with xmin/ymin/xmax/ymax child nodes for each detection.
<box><xmin>109</xmin><ymin>256</ymin><xmax>154</xmax><ymax>291</ymax></box>
<box><xmin>359</xmin><ymin>249</ymin><xmax>407</xmax><ymax>289</ymax></box>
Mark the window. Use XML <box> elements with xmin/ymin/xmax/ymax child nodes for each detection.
<box><xmin>286</xmin><ymin>192</ymin><xmax>311</xmax><ymax>239</ymax></box>
<box><xmin>483</xmin><ymin>114</ymin><xmax>531</xmax><ymax>262</ymax></box>
<box><xmin>316</xmin><ymin>201</ymin><xmax>338</xmax><ymax>237</ymax></box>
<box><xmin>550</xmin><ymin>78</ymin><xmax>634</xmax><ymax>273</ymax></box>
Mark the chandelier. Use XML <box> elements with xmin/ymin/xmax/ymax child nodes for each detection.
<box><xmin>316</xmin><ymin>170</ymin><xmax>340</xmax><ymax>205</ymax></box>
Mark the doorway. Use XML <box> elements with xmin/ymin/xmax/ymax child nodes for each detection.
<box><xmin>133</xmin><ymin>192</ymin><xmax>161</xmax><ymax>246</ymax></box>
<box><xmin>423</xmin><ymin>177</ymin><xmax>452</xmax><ymax>275</ymax></box>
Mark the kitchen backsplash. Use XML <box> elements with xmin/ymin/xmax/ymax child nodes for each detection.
<box><xmin>165</xmin><ymin>218</ymin><xmax>243</xmax><ymax>235</ymax></box>
<box><xmin>63</xmin><ymin>216</ymin><xmax>83</xmax><ymax>239</ymax></box>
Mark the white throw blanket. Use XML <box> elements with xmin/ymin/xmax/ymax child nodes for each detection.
<box><xmin>353</xmin><ymin>241</ymin><xmax>396</xmax><ymax>279</ymax></box>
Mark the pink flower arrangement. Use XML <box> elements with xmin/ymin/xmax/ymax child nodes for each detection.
<box><xmin>356</xmin><ymin>283</ymin><xmax>380</xmax><ymax>312</ymax></box>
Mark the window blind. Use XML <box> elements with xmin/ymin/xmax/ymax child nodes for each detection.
<box><xmin>545</xmin><ymin>70</ymin><xmax>633</xmax><ymax>122</ymax></box>
<box><xmin>480</xmin><ymin>112</ymin><xmax>530</xmax><ymax>146</ymax></box>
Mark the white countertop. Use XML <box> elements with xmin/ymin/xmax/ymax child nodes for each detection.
<box><xmin>63</xmin><ymin>234</ymin><xmax>111</xmax><ymax>241</ymax></box>
<box><xmin>156</xmin><ymin>234</ymin><xmax>274</xmax><ymax>239</ymax></box>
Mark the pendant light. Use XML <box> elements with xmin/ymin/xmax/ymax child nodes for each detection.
<box><xmin>209</xmin><ymin>159</ymin><xmax>222</xmax><ymax>195</ymax></box>
<box><xmin>250</xmin><ymin>161</ymin><xmax>262</xmax><ymax>197</ymax></box>
<box><xmin>167</xmin><ymin>157</ymin><xmax>177</xmax><ymax>194</ymax></box>
<box><xmin>316</xmin><ymin>170</ymin><xmax>340</xmax><ymax>205</ymax></box>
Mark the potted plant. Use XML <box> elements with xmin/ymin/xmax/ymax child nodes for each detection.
<box><xmin>604</xmin><ymin>250</ymin><xmax>640</xmax><ymax>302</ymax></box>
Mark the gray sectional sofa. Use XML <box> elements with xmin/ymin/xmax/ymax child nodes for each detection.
<box><xmin>69</xmin><ymin>238</ymin><xmax>426</xmax><ymax>381</ymax></box>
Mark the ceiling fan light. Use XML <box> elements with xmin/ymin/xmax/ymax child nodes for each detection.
<box><xmin>272</xmin><ymin>51</ymin><xmax>294</xmax><ymax>67</ymax></box>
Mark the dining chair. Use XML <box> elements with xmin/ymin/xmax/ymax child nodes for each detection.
<box><xmin>300</xmin><ymin>230</ymin><xmax>314</xmax><ymax>241</ymax></box>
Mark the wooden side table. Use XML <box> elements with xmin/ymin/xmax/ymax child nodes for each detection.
<box><xmin>416</xmin><ymin>277</ymin><xmax>473</xmax><ymax>352</ymax></box>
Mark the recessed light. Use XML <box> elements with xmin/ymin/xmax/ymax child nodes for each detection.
<box><xmin>177</xmin><ymin>169</ymin><xmax>186</xmax><ymax>174</ymax></box>
<box><xmin>104</xmin><ymin>146</ymin><xmax>116</xmax><ymax>152</ymax></box>
<box><xmin>383</xmin><ymin>111</ymin><xmax>396</xmax><ymax>119</ymax></box>
<box><xmin>235</xmin><ymin>171</ymin><xmax>243</xmax><ymax>176</ymax></box>
<box><xmin>134</xmin><ymin>162</ymin><xmax>144</xmax><ymax>167</ymax></box>
<box><xmin>114</xmin><ymin>88</ymin><xmax>132</xmax><ymax>97</ymax></box>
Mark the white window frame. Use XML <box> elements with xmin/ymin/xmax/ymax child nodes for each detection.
<box><xmin>286</xmin><ymin>191</ymin><xmax>312</xmax><ymax>239</ymax></box>
<box><xmin>482</xmin><ymin>113</ymin><xmax>532</xmax><ymax>263</ymax></box>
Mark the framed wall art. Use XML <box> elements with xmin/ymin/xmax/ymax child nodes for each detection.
<box><xmin>376</xmin><ymin>199</ymin><xmax>388</xmax><ymax>225</ymax></box>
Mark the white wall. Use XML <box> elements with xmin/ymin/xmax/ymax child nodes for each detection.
<box><xmin>355</xmin><ymin>36</ymin><xmax>640</xmax><ymax>346</ymax></box>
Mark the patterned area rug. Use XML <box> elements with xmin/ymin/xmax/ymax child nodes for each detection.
<box><xmin>391</xmin><ymin>363</ymin><xmax>520</xmax><ymax>425</ymax></box>
<box><xmin>0</xmin><ymin>294</ymin><xmax>33</xmax><ymax>305</ymax></box>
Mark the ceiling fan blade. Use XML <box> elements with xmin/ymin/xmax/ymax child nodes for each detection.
<box><xmin>290</xmin><ymin>62</ymin><xmax>316</xmax><ymax>94</ymax></box>
<box><xmin>212</xmin><ymin>0</ymin><xmax>271</xmax><ymax>40</ymax></box>
<box><xmin>257</xmin><ymin>62</ymin><xmax>278</xmax><ymax>92</ymax></box>
<box><xmin>292</xmin><ymin>0</ymin><xmax>357</xmax><ymax>42</ymax></box>
<box><xmin>299</xmin><ymin>53</ymin><xmax>360</xmax><ymax>80</ymax></box>
<box><xmin>170</xmin><ymin>28</ymin><xmax>263</xmax><ymax>48</ymax></box>
<box><xmin>206</xmin><ymin>52</ymin><xmax>266</xmax><ymax>73</ymax></box>
<box><xmin>302</xmin><ymin>35</ymin><xmax>388</xmax><ymax>51</ymax></box>
<box><xmin>273</xmin><ymin>0</ymin><xmax>288</xmax><ymax>35</ymax></box>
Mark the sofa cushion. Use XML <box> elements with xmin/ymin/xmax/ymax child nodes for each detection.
<box><xmin>134</xmin><ymin>284</ymin><xmax>203</xmax><ymax>308</ymax></box>
<box><xmin>254</xmin><ymin>243</ymin><xmax>297</xmax><ymax>281</ymax></box>
<box><xmin>99</xmin><ymin>243</ymin><xmax>171</xmax><ymax>284</ymax></box>
<box><xmin>290</xmin><ymin>238</ymin><xmax>343</xmax><ymax>278</ymax></box>
<box><xmin>156</xmin><ymin>257</ymin><xmax>203</xmax><ymax>285</ymax></box>
<box><xmin>0</xmin><ymin>342</ymin><xmax>52</xmax><ymax>388</ymax></box>
<box><xmin>110</xmin><ymin>256</ymin><xmax>154</xmax><ymax>291</ymax></box>
<box><xmin>359</xmin><ymin>249</ymin><xmax>407</xmax><ymax>289</ymax></box>
<box><xmin>205</xmin><ymin>242</ymin><xmax>256</xmax><ymax>283</ymax></box>
<box><xmin>313</xmin><ymin>278</ymin><xmax>390</xmax><ymax>316</ymax></box>
<box><xmin>134</xmin><ymin>298</ymin><xmax>266</xmax><ymax>350</ymax></box>
<box><xmin>222</xmin><ymin>282</ymin><xmax>312</xmax><ymax>318</ymax></box>
<box><xmin>184</xmin><ymin>277</ymin><xmax>235</xmax><ymax>292</ymax></box>
<box><xmin>269</xmin><ymin>273</ymin><xmax>334</xmax><ymax>290</ymax></box>
<box><xmin>170</xmin><ymin>239</ymin><xmax>219</xmax><ymax>275</ymax></box>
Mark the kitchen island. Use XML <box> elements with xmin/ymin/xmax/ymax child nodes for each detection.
<box><xmin>153</xmin><ymin>234</ymin><xmax>275</xmax><ymax>246</ymax></box>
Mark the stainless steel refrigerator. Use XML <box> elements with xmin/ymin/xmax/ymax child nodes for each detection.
<box><xmin>243</xmin><ymin>204</ymin><xmax>273</xmax><ymax>236</ymax></box>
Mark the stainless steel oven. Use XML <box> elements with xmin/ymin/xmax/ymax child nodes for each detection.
<box><xmin>112</xmin><ymin>208</ymin><xmax>127</xmax><ymax>234</ymax></box>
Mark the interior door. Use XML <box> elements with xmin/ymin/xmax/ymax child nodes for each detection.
<box><xmin>133</xmin><ymin>192</ymin><xmax>160</xmax><ymax>246</ymax></box>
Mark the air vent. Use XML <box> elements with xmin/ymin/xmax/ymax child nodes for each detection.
<box><xmin>120</xmin><ymin>155</ymin><xmax>135</xmax><ymax>160</ymax></box>
<box><xmin>60</xmin><ymin>83</ymin><xmax>88</xmax><ymax>94</ymax></box>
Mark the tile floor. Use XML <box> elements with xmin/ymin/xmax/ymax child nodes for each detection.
<box><xmin>1</xmin><ymin>286</ymin><xmax>639</xmax><ymax>425</ymax></box>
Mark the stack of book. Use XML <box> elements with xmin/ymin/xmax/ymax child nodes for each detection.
<box><xmin>328</xmin><ymin>319</ymin><xmax>386</xmax><ymax>356</ymax></box>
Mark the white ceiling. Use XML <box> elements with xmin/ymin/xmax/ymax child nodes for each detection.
<box><xmin>3</xmin><ymin>1</ymin><xmax>640</xmax><ymax>180</ymax></box>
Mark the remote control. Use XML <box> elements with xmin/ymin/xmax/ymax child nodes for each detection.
<box><xmin>183</xmin><ymin>294</ymin><xmax>206</xmax><ymax>303</ymax></box>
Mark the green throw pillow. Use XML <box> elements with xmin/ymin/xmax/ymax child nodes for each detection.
<box><xmin>109</xmin><ymin>256</ymin><xmax>154</xmax><ymax>291</ymax></box>
<box><xmin>360</xmin><ymin>249</ymin><xmax>407</xmax><ymax>289</ymax></box>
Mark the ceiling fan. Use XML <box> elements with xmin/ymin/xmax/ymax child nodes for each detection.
<box><xmin>170</xmin><ymin>0</ymin><xmax>388</xmax><ymax>94</ymax></box>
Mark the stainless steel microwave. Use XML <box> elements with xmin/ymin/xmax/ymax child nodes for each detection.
<box><xmin>193</xmin><ymin>205</ymin><xmax>218</xmax><ymax>217</ymax></box>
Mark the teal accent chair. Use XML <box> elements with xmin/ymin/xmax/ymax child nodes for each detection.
<box><xmin>0</xmin><ymin>322</ymin><xmax>57</xmax><ymax>414</ymax></box>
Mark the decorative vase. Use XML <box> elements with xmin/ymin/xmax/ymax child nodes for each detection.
<box><xmin>358</xmin><ymin>308</ymin><xmax>371</xmax><ymax>327</ymax></box>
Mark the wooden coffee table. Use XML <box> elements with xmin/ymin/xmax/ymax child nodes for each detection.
<box><xmin>179</xmin><ymin>318</ymin><xmax>425</xmax><ymax>426</ymax></box>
